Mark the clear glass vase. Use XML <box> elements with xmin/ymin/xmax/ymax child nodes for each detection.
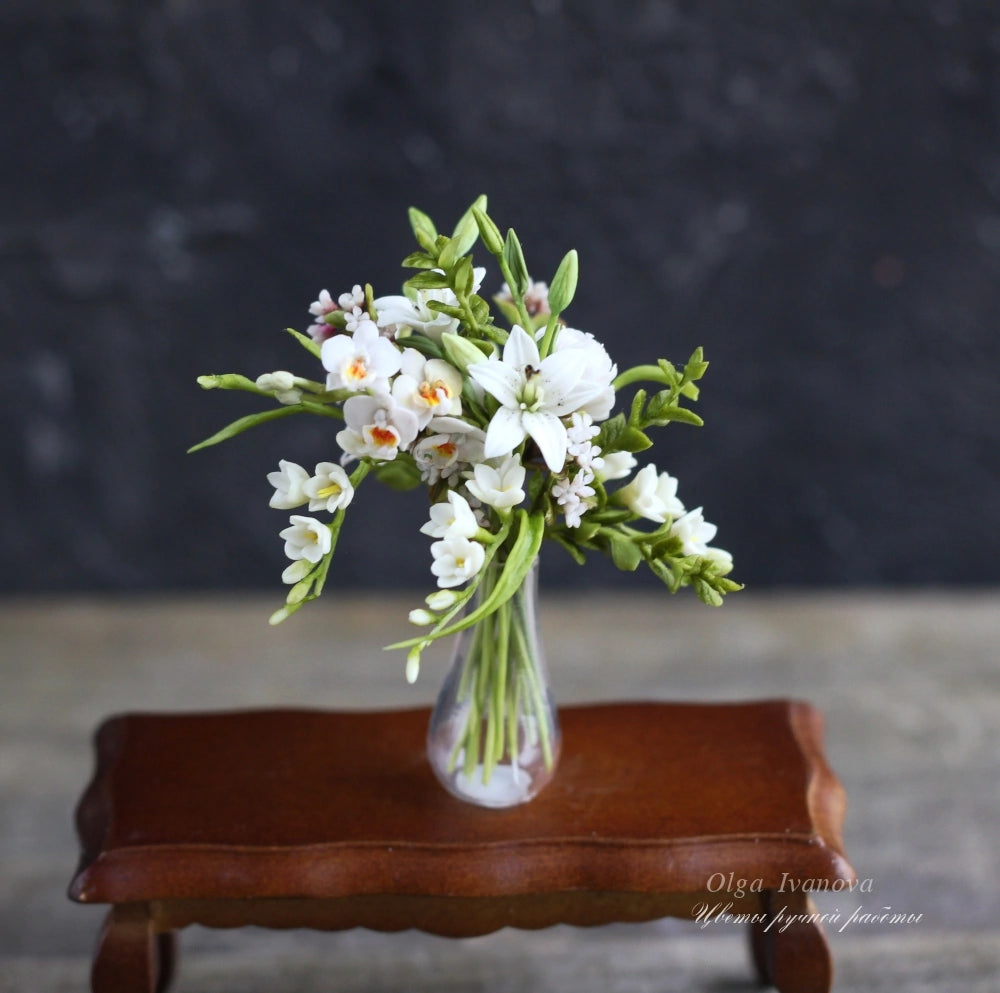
<box><xmin>426</xmin><ymin>558</ymin><xmax>561</xmax><ymax>807</ymax></box>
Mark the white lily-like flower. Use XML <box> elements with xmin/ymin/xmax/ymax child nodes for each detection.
<box><xmin>468</xmin><ymin>324</ymin><xmax>607</xmax><ymax>472</ymax></box>
<box><xmin>420</xmin><ymin>490</ymin><xmax>480</xmax><ymax>539</ymax></box>
<box><xmin>374</xmin><ymin>268</ymin><xmax>486</xmax><ymax>342</ymax></box>
<box><xmin>464</xmin><ymin>455</ymin><xmax>526</xmax><ymax>510</ymax></box>
<box><xmin>596</xmin><ymin>450</ymin><xmax>637</xmax><ymax>482</ymax></box>
<box><xmin>267</xmin><ymin>460</ymin><xmax>310</xmax><ymax>509</ymax></box>
<box><xmin>321</xmin><ymin>320</ymin><xmax>401</xmax><ymax>393</ymax></box>
<box><xmin>336</xmin><ymin>394</ymin><xmax>419</xmax><ymax>462</ymax></box>
<box><xmin>279</xmin><ymin>515</ymin><xmax>332</xmax><ymax>564</ymax></box>
<box><xmin>670</xmin><ymin>506</ymin><xmax>718</xmax><ymax>556</ymax></box>
<box><xmin>304</xmin><ymin>462</ymin><xmax>355</xmax><ymax>513</ymax></box>
<box><xmin>392</xmin><ymin>349</ymin><xmax>464</xmax><ymax>427</ymax></box>
<box><xmin>553</xmin><ymin>327</ymin><xmax>617</xmax><ymax>421</ymax></box>
<box><xmin>618</xmin><ymin>464</ymin><xmax>685</xmax><ymax>523</ymax></box>
<box><xmin>430</xmin><ymin>536</ymin><xmax>486</xmax><ymax>588</ymax></box>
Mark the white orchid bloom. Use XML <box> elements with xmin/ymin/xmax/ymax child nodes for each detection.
<box><xmin>596</xmin><ymin>450</ymin><xmax>637</xmax><ymax>482</ymax></box>
<box><xmin>420</xmin><ymin>490</ymin><xmax>480</xmax><ymax>540</ymax></box>
<box><xmin>374</xmin><ymin>268</ymin><xmax>486</xmax><ymax>342</ymax></box>
<box><xmin>465</xmin><ymin>455</ymin><xmax>526</xmax><ymax>510</ymax></box>
<box><xmin>468</xmin><ymin>324</ymin><xmax>607</xmax><ymax>472</ymax></box>
<box><xmin>303</xmin><ymin>462</ymin><xmax>355</xmax><ymax>513</ymax></box>
<box><xmin>336</xmin><ymin>394</ymin><xmax>419</xmax><ymax>462</ymax></box>
<box><xmin>670</xmin><ymin>507</ymin><xmax>718</xmax><ymax>556</ymax></box>
<box><xmin>618</xmin><ymin>464</ymin><xmax>685</xmax><ymax>523</ymax></box>
<box><xmin>430</xmin><ymin>536</ymin><xmax>486</xmax><ymax>588</ymax></box>
<box><xmin>267</xmin><ymin>460</ymin><xmax>310</xmax><ymax>509</ymax></box>
<box><xmin>553</xmin><ymin>327</ymin><xmax>617</xmax><ymax>421</ymax></box>
<box><xmin>321</xmin><ymin>321</ymin><xmax>401</xmax><ymax>393</ymax></box>
<box><xmin>279</xmin><ymin>515</ymin><xmax>332</xmax><ymax>564</ymax></box>
<box><xmin>391</xmin><ymin>349</ymin><xmax>464</xmax><ymax>427</ymax></box>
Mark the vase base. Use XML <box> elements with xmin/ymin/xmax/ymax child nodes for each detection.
<box><xmin>431</xmin><ymin>755</ymin><xmax>558</xmax><ymax>808</ymax></box>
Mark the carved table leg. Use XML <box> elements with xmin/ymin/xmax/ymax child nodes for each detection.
<box><xmin>748</xmin><ymin>891</ymin><xmax>832</xmax><ymax>993</ymax></box>
<box><xmin>91</xmin><ymin>903</ymin><xmax>175</xmax><ymax>993</ymax></box>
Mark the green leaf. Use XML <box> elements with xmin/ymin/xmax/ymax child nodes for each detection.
<box><xmin>503</xmin><ymin>228</ymin><xmax>529</xmax><ymax>297</ymax></box>
<box><xmin>408</xmin><ymin>206</ymin><xmax>438</xmax><ymax>253</ymax></box>
<box><xmin>603</xmin><ymin>529</ymin><xmax>643</xmax><ymax>571</ymax></box>
<box><xmin>401</xmin><ymin>251</ymin><xmax>437</xmax><ymax>270</ymax></box>
<box><xmin>401</xmin><ymin>334</ymin><xmax>444</xmax><ymax>359</ymax></box>
<box><xmin>453</xmin><ymin>256</ymin><xmax>474</xmax><ymax>297</ymax></box>
<box><xmin>405</xmin><ymin>269</ymin><xmax>451</xmax><ymax>291</ymax></box>
<box><xmin>596</xmin><ymin>413</ymin><xmax>627</xmax><ymax>451</ymax></box>
<box><xmin>436</xmin><ymin>237</ymin><xmax>458</xmax><ymax>273</ymax></box>
<box><xmin>187</xmin><ymin>405</ymin><xmax>303</xmax><ymax>453</ymax></box>
<box><xmin>547</xmin><ymin>249</ymin><xmax>579</xmax><ymax>315</ymax></box>
<box><xmin>424</xmin><ymin>300</ymin><xmax>464</xmax><ymax>320</ymax></box>
<box><xmin>655</xmin><ymin>406</ymin><xmax>704</xmax><ymax>427</ymax></box>
<box><xmin>618</xmin><ymin>426</ymin><xmax>653</xmax><ymax>452</ymax></box>
<box><xmin>285</xmin><ymin>327</ymin><xmax>322</xmax><ymax>360</ymax></box>
<box><xmin>451</xmin><ymin>194</ymin><xmax>488</xmax><ymax>258</ymax></box>
<box><xmin>684</xmin><ymin>347</ymin><xmax>709</xmax><ymax>381</ymax></box>
<box><xmin>373</xmin><ymin>455</ymin><xmax>423</xmax><ymax>491</ymax></box>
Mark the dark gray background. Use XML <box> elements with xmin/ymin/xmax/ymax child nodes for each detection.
<box><xmin>3</xmin><ymin>0</ymin><xmax>999</xmax><ymax>594</ymax></box>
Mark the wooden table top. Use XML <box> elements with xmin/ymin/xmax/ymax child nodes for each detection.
<box><xmin>70</xmin><ymin>700</ymin><xmax>853</xmax><ymax>904</ymax></box>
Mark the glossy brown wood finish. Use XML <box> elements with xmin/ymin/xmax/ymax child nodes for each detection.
<box><xmin>70</xmin><ymin>701</ymin><xmax>853</xmax><ymax>992</ymax></box>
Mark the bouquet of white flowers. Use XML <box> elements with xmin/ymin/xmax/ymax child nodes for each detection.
<box><xmin>192</xmin><ymin>196</ymin><xmax>740</xmax><ymax>804</ymax></box>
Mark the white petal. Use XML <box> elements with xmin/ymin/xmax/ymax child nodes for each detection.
<box><xmin>468</xmin><ymin>359</ymin><xmax>522</xmax><ymax>407</ymax></box>
<box><xmin>504</xmin><ymin>324</ymin><xmax>541</xmax><ymax>370</ymax></box>
<box><xmin>521</xmin><ymin>410</ymin><xmax>568</xmax><ymax>471</ymax></box>
<box><xmin>483</xmin><ymin>406</ymin><xmax>527</xmax><ymax>459</ymax></box>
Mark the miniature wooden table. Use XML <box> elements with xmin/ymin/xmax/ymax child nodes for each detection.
<box><xmin>69</xmin><ymin>700</ymin><xmax>854</xmax><ymax>993</ymax></box>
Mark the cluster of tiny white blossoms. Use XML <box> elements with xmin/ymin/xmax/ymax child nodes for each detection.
<box><xmin>192</xmin><ymin>196</ymin><xmax>740</xmax><ymax>677</ymax></box>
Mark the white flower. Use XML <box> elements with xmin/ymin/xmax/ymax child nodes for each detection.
<box><xmin>374</xmin><ymin>268</ymin><xmax>486</xmax><ymax>342</ymax></box>
<box><xmin>337</xmin><ymin>285</ymin><xmax>365</xmax><ymax>311</ymax></box>
<box><xmin>497</xmin><ymin>278</ymin><xmax>550</xmax><ymax>317</ymax></box>
<box><xmin>321</xmin><ymin>320</ymin><xmax>401</xmax><ymax>393</ymax></box>
<box><xmin>256</xmin><ymin>371</ymin><xmax>303</xmax><ymax>405</ymax></box>
<box><xmin>392</xmin><ymin>349</ymin><xmax>464</xmax><ymax>427</ymax></box>
<box><xmin>336</xmin><ymin>394</ymin><xmax>419</xmax><ymax>461</ymax></box>
<box><xmin>566</xmin><ymin>412</ymin><xmax>604</xmax><ymax>472</ymax></box>
<box><xmin>465</xmin><ymin>455</ymin><xmax>526</xmax><ymax>510</ymax></box>
<box><xmin>670</xmin><ymin>507</ymin><xmax>718</xmax><ymax>556</ymax></box>
<box><xmin>468</xmin><ymin>324</ymin><xmax>608</xmax><ymax>472</ymax></box>
<box><xmin>411</xmin><ymin>434</ymin><xmax>463</xmax><ymax>484</ymax></box>
<box><xmin>279</xmin><ymin>515</ymin><xmax>331</xmax><ymax>564</ymax></box>
<box><xmin>267</xmin><ymin>460</ymin><xmax>310</xmax><ymax>509</ymax></box>
<box><xmin>343</xmin><ymin>306</ymin><xmax>377</xmax><ymax>336</ymax></box>
<box><xmin>553</xmin><ymin>327</ymin><xmax>617</xmax><ymax>421</ymax></box>
<box><xmin>596</xmin><ymin>450</ymin><xmax>637</xmax><ymax>482</ymax></box>
<box><xmin>420</xmin><ymin>490</ymin><xmax>480</xmax><ymax>539</ymax></box>
<box><xmin>618</xmin><ymin>464</ymin><xmax>685</xmax><ymax>523</ymax></box>
<box><xmin>552</xmin><ymin>470</ymin><xmax>596</xmax><ymax>528</ymax></box>
<box><xmin>308</xmin><ymin>289</ymin><xmax>337</xmax><ymax>318</ymax></box>
<box><xmin>303</xmin><ymin>462</ymin><xmax>354</xmax><ymax>513</ymax></box>
<box><xmin>430</xmin><ymin>536</ymin><xmax>486</xmax><ymax>588</ymax></box>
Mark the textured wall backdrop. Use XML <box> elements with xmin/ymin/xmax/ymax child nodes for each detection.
<box><xmin>3</xmin><ymin>0</ymin><xmax>999</xmax><ymax>593</ymax></box>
